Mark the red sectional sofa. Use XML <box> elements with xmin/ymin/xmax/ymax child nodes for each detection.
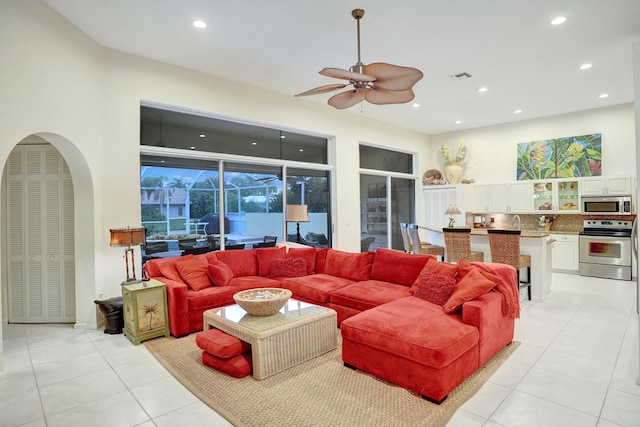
<box><xmin>144</xmin><ymin>245</ymin><xmax>519</xmax><ymax>402</ymax></box>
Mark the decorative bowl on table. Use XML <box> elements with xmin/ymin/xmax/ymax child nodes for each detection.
<box><xmin>233</xmin><ymin>288</ymin><xmax>292</xmax><ymax>316</ymax></box>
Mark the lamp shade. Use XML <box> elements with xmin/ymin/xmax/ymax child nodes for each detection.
<box><xmin>109</xmin><ymin>227</ymin><xmax>146</xmax><ymax>247</ymax></box>
<box><xmin>444</xmin><ymin>203</ymin><xmax>462</xmax><ymax>216</ymax></box>
<box><xmin>286</xmin><ymin>205</ymin><xmax>310</xmax><ymax>222</ymax></box>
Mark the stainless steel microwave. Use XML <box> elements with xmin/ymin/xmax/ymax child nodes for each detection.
<box><xmin>582</xmin><ymin>195</ymin><xmax>632</xmax><ymax>215</ymax></box>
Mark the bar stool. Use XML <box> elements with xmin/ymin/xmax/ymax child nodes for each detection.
<box><xmin>487</xmin><ymin>229</ymin><xmax>531</xmax><ymax>300</ymax></box>
<box><xmin>442</xmin><ymin>227</ymin><xmax>484</xmax><ymax>263</ymax></box>
<box><xmin>399</xmin><ymin>223</ymin><xmax>412</xmax><ymax>253</ymax></box>
<box><xmin>407</xmin><ymin>224</ymin><xmax>445</xmax><ymax>260</ymax></box>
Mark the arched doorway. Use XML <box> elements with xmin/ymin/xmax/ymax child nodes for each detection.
<box><xmin>3</xmin><ymin>137</ymin><xmax>75</xmax><ymax>322</ymax></box>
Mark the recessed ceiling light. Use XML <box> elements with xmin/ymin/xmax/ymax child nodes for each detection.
<box><xmin>412</xmin><ymin>103</ymin><xmax>420</xmax><ymax>108</ymax></box>
<box><xmin>551</xmin><ymin>16</ymin><xmax>567</xmax><ymax>25</ymax></box>
<box><xmin>251</xmin><ymin>142</ymin><xmax>258</xmax><ymax>146</ymax></box>
<box><xmin>199</xmin><ymin>134</ymin><xmax>206</xmax><ymax>138</ymax></box>
<box><xmin>455</xmin><ymin>120</ymin><xmax>462</xmax><ymax>124</ymax></box>
<box><xmin>599</xmin><ymin>93</ymin><xmax>610</xmax><ymax>98</ymax></box>
<box><xmin>298</xmin><ymin>149</ymin><xmax>304</xmax><ymax>152</ymax></box>
<box><xmin>193</xmin><ymin>20</ymin><xmax>207</xmax><ymax>29</ymax></box>
<box><xmin>190</xmin><ymin>146</ymin><xmax>196</xmax><ymax>150</ymax></box>
<box><xmin>478</xmin><ymin>87</ymin><xmax>488</xmax><ymax>93</ymax></box>
<box><xmin>579</xmin><ymin>63</ymin><xmax>592</xmax><ymax>70</ymax></box>
<box><xmin>514</xmin><ymin>109</ymin><xmax>523</xmax><ymax>114</ymax></box>
<box><xmin>280</xmin><ymin>135</ymin><xmax>286</xmax><ymax>139</ymax></box>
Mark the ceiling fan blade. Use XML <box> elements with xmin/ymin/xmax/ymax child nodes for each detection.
<box><xmin>320</xmin><ymin>67</ymin><xmax>376</xmax><ymax>82</ymax></box>
<box><xmin>294</xmin><ymin>84</ymin><xmax>348</xmax><ymax>97</ymax></box>
<box><xmin>365</xmin><ymin>62</ymin><xmax>423</xmax><ymax>90</ymax></box>
<box><xmin>327</xmin><ymin>89</ymin><xmax>367</xmax><ymax>109</ymax></box>
<box><xmin>364</xmin><ymin>88</ymin><xmax>415</xmax><ymax>105</ymax></box>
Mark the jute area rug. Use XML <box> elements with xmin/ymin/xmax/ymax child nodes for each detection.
<box><xmin>144</xmin><ymin>333</ymin><xmax>519</xmax><ymax>427</ymax></box>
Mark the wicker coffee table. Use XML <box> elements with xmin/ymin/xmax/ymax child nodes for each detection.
<box><xmin>203</xmin><ymin>299</ymin><xmax>337</xmax><ymax>379</ymax></box>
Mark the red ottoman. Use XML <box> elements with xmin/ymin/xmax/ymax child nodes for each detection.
<box><xmin>196</xmin><ymin>328</ymin><xmax>252</xmax><ymax>378</ymax></box>
<box><xmin>341</xmin><ymin>297</ymin><xmax>479</xmax><ymax>403</ymax></box>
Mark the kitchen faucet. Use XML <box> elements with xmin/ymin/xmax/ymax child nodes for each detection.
<box><xmin>511</xmin><ymin>215</ymin><xmax>521</xmax><ymax>230</ymax></box>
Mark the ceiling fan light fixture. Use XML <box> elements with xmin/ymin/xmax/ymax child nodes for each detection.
<box><xmin>295</xmin><ymin>9</ymin><xmax>423</xmax><ymax>109</ymax></box>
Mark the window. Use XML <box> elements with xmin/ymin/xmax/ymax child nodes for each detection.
<box><xmin>140</xmin><ymin>106</ymin><xmax>332</xmax><ymax>249</ymax></box>
<box><xmin>141</xmin><ymin>106</ymin><xmax>328</xmax><ymax>164</ymax></box>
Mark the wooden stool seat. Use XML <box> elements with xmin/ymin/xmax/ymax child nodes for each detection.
<box><xmin>443</xmin><ymin>227</ymin><xmax>484</xmax><ymax>263</ymax></box>
<box><xmin>487</xmin><ymin>229</ymin><xmax>531</xmax><ymax>300</ymax></box>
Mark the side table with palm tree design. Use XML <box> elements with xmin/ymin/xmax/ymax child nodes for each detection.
<box><xmin>122</xmin><ymin>279</ymin><xmax>169</xmax><ymax>345</ymax></box>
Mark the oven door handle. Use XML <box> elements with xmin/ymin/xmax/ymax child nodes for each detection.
<box><xmin>633</xmin><ymin>218</ymin><xmax>638</xmax><ymax>258</ymax></box>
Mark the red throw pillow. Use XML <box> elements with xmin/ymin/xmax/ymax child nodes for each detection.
<box><xmin>410</xmin><ymin>258</ymin><xmax>458</xmax><ymax>293</ymax></box>
<box><xmin>176</xmin><ymin>256</ymin><xmax>212</xmax><ymax>291</ymax></box>
<box><xmin>256</xmin><ymin>246</ymin><xmax>287</xmax><ymax>276</ymax></box>
<box><xmin>287</xmin><ymin>247</ymin><xmax>317</xmax><ymax>274</ymax></box>
<box><xmin>207</xmin><ymin>261</ymin><xmax>234</xmax><ymax>286</ymax></box>
<box><xmin>270</xmin><ymin>258</ymin><xmax>307</xmax><ymax>278</ymax></box>
<box><xmin>412</xmin><ymin>272</ymin><xmax>456</xmax><ymax>306</ymax></box>
<box><xmin>157</xmin><ymin>255</ymin><xmax>194</xmax><ymax>284</ymax></box>
<box><xmin>443</xmin><ymin>268</ymin><xmax>497</xmax><ymax>313</ymax></box>
<box><xmin>456</xmin><ymin>259</ymin><xmax>501</xmax><ymax>285</ymax></box>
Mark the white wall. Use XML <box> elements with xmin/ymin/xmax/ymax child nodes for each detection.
<box><xmin>429</xmin><ymin>103</ymin><xmax>636</xmax><ymax>183</ymax></box>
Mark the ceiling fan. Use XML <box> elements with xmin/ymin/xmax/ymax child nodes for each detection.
<box><xmin>295</xmin><ymin>9</ymin><xmax>423</xmax><ymax>109</ymax></box>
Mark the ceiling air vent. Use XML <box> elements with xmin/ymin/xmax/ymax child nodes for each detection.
<box><xmin>450</xmin><ymin>72</ymin><xmax>472</xmax><ymax>80</ymax></box>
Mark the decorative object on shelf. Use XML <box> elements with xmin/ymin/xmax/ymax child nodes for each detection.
<box><xmin>460</xmin><ymin>178</ymin><xmax>476</xmax><ymax>184</ymax></box>
<box><xmin>537</xmin><ymin>215</ymin><xmax>555</xmax><ymax>231</ymax></box>
<box><xmin>422</xmin><ymin>169</ymin><xmax>446</xmax><ymax>185</ymax></box>
<box><xmin>286</xmin><ymin>204</ymin><xmax>310</xmax><ymax>243</ymax></box>
<box><xmin>110</xmin><ymin>226</ymin><xmax>146</xmax><ymax>284</ymax></box>
<box><xmin>444</xmin><ymin>203</ymin><xmax>462</xmax><ymax>227</ymax></box>
<box><xmin>294</xmin><ymin>9</ymin><xmax>423</xmax><ymax>109</ymax></box>
<box><xmin>233</xmin><ymin>288</ymin><xmax>293</xmax><ymax>316</ymax></box>
<box><xmin>441</xmin><ymin>139</ymin><xmax>467</xmax><ymax>184</ymax></box>
<box><xmin>516</xmin><ymin>133</ymin><xmax>602</xmax><ymax>180</ymax></box>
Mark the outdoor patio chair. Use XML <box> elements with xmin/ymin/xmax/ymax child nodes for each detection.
<box><xmin>178</xmin><ymin>238</ymin><xmax>197</xmax><ymax>250</ymax></box>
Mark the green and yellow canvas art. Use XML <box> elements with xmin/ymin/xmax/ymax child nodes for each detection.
<box><xmin>516</xmin><ymin>133</ymin><xmax>601</xmax><ymax>180</ymax></box>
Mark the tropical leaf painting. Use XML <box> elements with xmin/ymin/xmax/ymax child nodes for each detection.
<box><xmin>516</xmin><ymin>134</ymin><xmax>601</xmax><ymax>180</ymax></box>
<box><xmin>556</xmin><ymin>134</ymin><xmax>601</xmax><ymax>177</ymax></box>
<box><xmin>516</xmin><ymin>139</ymin><xmax>556</xmax><ymax>180</ymax></box>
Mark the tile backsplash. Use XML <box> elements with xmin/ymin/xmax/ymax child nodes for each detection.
<box><xmin>465</xmin><ymin>213</ymin><xmax>636</xmax><ymax>233</ymax></box>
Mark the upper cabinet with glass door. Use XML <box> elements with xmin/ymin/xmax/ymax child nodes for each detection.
<box><xmin>555</xmin><ymin>179</ymin><xmax>580</xmax><ymax>212</ymax></box>
<box><xmin>531</xmin><ymin>179</ymin><xmax>579</xmax><ymax>213</ymax></box>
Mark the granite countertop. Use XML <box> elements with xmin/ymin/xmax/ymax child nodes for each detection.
<box><xmin>424</xmin><ymin>226</ymin><xmax>550</xmax><ymax>238</ymax></box>
<box><xmin>469</xmin><ymin>229</ymin><xmax>549</xmax><ymax>238</ymax></box>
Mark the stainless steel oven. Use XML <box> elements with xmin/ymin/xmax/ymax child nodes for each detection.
<box><xmin>579</xmin><ymin>219</ymin><xmax>632</xmax><ymax>280</ymax></box>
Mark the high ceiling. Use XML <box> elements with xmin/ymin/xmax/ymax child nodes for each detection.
<box><xmin>42</xmin><ymin>0</ymin><xmax>640</xmax><ymax>135</ymax></box>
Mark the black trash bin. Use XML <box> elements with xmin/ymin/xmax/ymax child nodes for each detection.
<box><xmin>94</xmin><ymin>296</ymin><xmax>124</xmax><ymax>334</ymax></box>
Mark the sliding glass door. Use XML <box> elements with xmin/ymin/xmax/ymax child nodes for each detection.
<box><xmin>359</xmin><ymin>144</ymin><xmax>416</xmax><ymax>252</ymax></box>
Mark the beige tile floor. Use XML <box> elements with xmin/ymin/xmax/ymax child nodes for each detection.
<box><xmin>1</xmin><ymin>272</ymin><xmax>639</xmax><ymax>426</ymax></box>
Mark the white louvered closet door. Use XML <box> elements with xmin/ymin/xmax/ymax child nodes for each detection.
<box><xmin>6</xmin><ymin>144</ymin><xmax>75</xmax><ymax>323</ymax></box>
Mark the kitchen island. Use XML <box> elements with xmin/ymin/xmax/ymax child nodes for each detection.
<box><xmin>423</xmin><ymin>226</ymin><xmax>554</xmax><ymax>301</ymax></box>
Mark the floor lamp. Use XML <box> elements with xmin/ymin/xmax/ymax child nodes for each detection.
<box><xmin>110</xmin><ymin>226</ymin><xmax>146</xmax><ymax>284</ymax></box>
<box><xmin>286</xmin><ymin>204</ymin><xmax>309</xmax><ymax>243</ymax></box>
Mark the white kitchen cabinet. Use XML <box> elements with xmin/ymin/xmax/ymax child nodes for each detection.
<box><xmin>469</xmin><ymin>184</ymin><xmax>488</xmax><ymax>213</ymax></box>
<box><xmin>487</xmin><ymin>182</ymin><xmax>532</xmax><ymax>213</ymax></box>
<box><xmin>581</xmin><ymin>176</ymin><xmax>632</xmax><ymax>196</ymax></box>
<box><xmin>550</xmin><ymin>234</ymin><xmax>579</xmax><ymax>272</ymax></box>
<box><xmin>422</xmin><ymin>185</ymin><xmax>470</xmax><ymax>226</ymax></box>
